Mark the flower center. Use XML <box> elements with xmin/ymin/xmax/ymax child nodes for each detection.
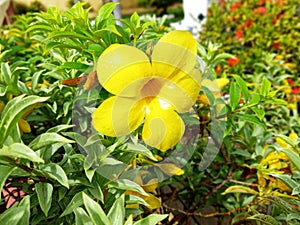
<box><xmin>141</xmin><ymin>78</ymin><xmax>162</xmax><ymax>97</ymax></box>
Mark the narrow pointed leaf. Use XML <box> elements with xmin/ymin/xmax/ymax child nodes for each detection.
<box><xmin>107</xmin><ymin>194</ymin><xmax>125</xmax><ymax>225</ymax></box>
<box><xmin>35</xmin><ymin>183</ymin><xmax>53</xmax><ymax>216</ymax></box>
<box><xmin>82</xmin><ymin>192</ymin><xmax>112</xmax><ymax>225</ymax></box>
<box><xmin>0</xmin><ymin>95</ymin><xmax>49</xmax><ymax>147</ymax></box>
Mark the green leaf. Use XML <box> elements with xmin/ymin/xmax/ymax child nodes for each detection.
<box><xmin>287</xmin><ymin>213</ymin><xmax>300</xmax><ymax>221</ymax></box>
<box><xmin>26</xmin><ymin>24</ymin><xmax>54</xmax><ymax>33</ymax></box>
<box><xmin>233</xmin><ymin>75</ymin><xmax>249</xmax><ymax>101</ymax></box>
<box><xmin>251</xmin><ymin>107</ymin><xmax>265</xmax><ymax>121</ymax></box>
<box><xmin>61</xmin><ymin>192</ymin><xmax>84</xmax><ymax>217</ymax></box>
<box><xmin>40</xmin><ymin>163</ymin><xmax>69</xmax><ymax>188</ymax></box>
<box><xmin>274</xmin><ymin>134</ymin><xmax>299</xmax><ymax>153</ymax></box>
<box><xmin>46</xmin><ymin>124</ymin><xmax>75</xmax><ymax>133</ymax></box>
<box><xmin>247</xmin><ymin>213</ymin><xmax>281</xmax><ymax>225</ymax></box>
<box><xmin>292</xmin><ymin>186</ymin><xmax>300</xmax><ymax>195</ymax></box>
<box><xmin>0</xmin><ymin>165</ymin><xmax>16</xmax><ymax>201</ymax></box>
<box><xmin>222</xmin><ymin>185</ymin><xmax>259</xmax><ymax>195</ymax></box>
<box><xmin>229</xmin><ymin>82</ymin><xmax>241</xmax><ymax>110</ymax></box>
<box><xmin>0</xmin><ymin>62</ymin><xmax>12</xmax><ymax>85</ymax></box>
<box><xmin>35</xmin><ymin>183</ymin><xmax>53</xmax><ymax>216</ymax></box>
<box><xmin>214</xmin><ymin>53</ymin><xmax>234</xmax><ymax>61</ymax></box>
<box><xmin>0</xmin><ymin>95</ymin><xmax>49</xmax><ymax>147</ymax></box>
<box><xmin>59</xmin><ymin>62</ymin><xmax>90</xmax><ymax>71</ymax></box>
<box><xmin>107</xmin><ymin>194</ymin><xmax>125</xmax><ymax>225</ymax></box>
<box><xmin>18</xmin><ymin>195</ymin><xmax>30</xmax><ymax>217</ymax></box>
<box><xmin>29</xmin><ymin>132</ymin><xmax>74</xmax><ymax>151</ymax></box>
<box><xmin>0</xmin><ymin>206</ymin><xmax>30</xmax><ymax>225</ymax></box>
<box><xmin>133</xmin><ymin>214</ymin><xmax>168</xmax><ymax>225</ymax></box>
<box><xmin>97</xmin><ymin>2</ymin><xmax>119</xmax><ymax>20</ymax></box>
<box><xmin>278</xmin><ymin>148</ymin><xmax>300</xmax><ymax>171</ymax></box>
<box><xmin>268</xmin><ymin>173</ymin><xmax>299</xmax><ymax>190</ymax></box>
<box><xmin>260</xmin><ymin>77</ymin><xmax>271</xmax><ymax>97</ymax></box>
<box><xmin>109</xmin><ymin>179</ymin><xmax>148</xmax><ymax>196</ymax></box>
<box><xmin>74</xmin><ymin>207</ymin><xmax>93</xmax><ymax>225</ymax></box>
<box><xmin>124</xmin><ymin>215</ymin><xmax>133</xmax><ymax>225</ymax></box>
<box><xmin>125</xmin><ymin>143</ymin><xmax>157</xmax><ymax>161</ymax></box>
<box><xmin>82</xmin><ymin>192</ymin><xmax>112</xmax><ymax>225</ymax></box>
<box><xmin>262</xmin><ymin>195</ymin><xmax>297</xmax><ymax>213</ymax></box>
<box><xmin>31</xmin><ymin>70</ymin><xmax>44</xmax><ymax>93</ymax></box>
<box><xmin>0</xmin><ymin>143</ymin><xmax>44</xmax><ymax>163</ymax></box>
<box><xmin>88</xmin><ymin>181</ymin><xmax>104</xmax><ymax>203</ymax></box>
<box><xmin>248</xmin><ymin>93</ymin><xmax>261</xmax><ymax>106</ymax></box>
<box><xmin>235</xmin><ymin>113</ymin><xmax>266</xmax><ymax>128</ymax></box>
<box><xmin>264</xmin><ymin>98</ymin><xmax>287</xmax><ymax>105</ymax></box>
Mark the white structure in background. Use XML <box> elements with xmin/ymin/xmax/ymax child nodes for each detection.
<box><xmin>102</xmin><ymin>0</ymin><xmax>121</xmax><ymax>25</ymax></box>
<box><xmin>112</xmin><ymin>0</ymin><xmax>121</xmax><ymax>21</ymax></box>
<box><xmin>171</xmin><ymin>0</ymin><xmax>211</xmax><ymax>35</ymax></box>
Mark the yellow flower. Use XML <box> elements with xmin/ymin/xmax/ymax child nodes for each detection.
<box><xmin>155</xmin><ymin>163</ymin><xmax>184</xmax><ymax>176</ymax></box>
<box><xmin>125</xmin><ymin>190</ymin><xmax>161</xmax><ymax>209</ymax></box>
<box><xmin>0</xmin><ymin>101</ymin><xmax>34</xmax><ymax>135</ymax></box>
<box><xmin>92</xmin><ymin>30</ymin><xmax>201</xmax><ymax>151</ymax></box>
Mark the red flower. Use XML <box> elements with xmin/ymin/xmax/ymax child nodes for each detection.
<box><xmin>272</xmin><ymin>41</ymin><xmax>280</xmax><ymax>50</ymax></box>
<box><xmin>235</xmin><ymin>30</ymin><xmax>243</xmax><ymax>39</ymax></box>
<box><xmin>215</xmin><ymin>65</ymin><xmax>222</xmax><ymax>74</ymax></box>
<box><xmin>228</xmin><ymin>57</ymin><xmax>239</xmax><ymax>67</ymax></box>
<box><xmin>244</xmin><ymin>19</ymin><xmax>253</xmax><ymax>28</ymax></box>
<box><xmin>291</xmin><ymin>87</ymin><xmax>300</xmax><ymax>95</ymax></box>
<box><xmin>254</xmin><ymin>7</ymin><xmax>267</xmax><ymax>15</ymax></box>
<box><xmin>230</xmin><ymin>2</ymin><xmax>241</xmax><ymax>11</ymax></box>
<box><xmin>286</xmin><ymin>78</ymin><xmax>294</xmax><ymax>86</ymax></box>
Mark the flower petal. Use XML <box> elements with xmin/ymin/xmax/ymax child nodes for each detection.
<box><xmin>155</xmin><ymin>163</ymin><xmax>184</xmax><ymax>176</ymax></box>
<box><xmin>151</xmin><ymin>30</ymin><xmax>198</xmax><ymax>77</ymax></box>
<box><xmin>92</xmin><ymin>96</ymin><xmax>145</xmax><ymax>136</ymax></box>
<box><xmin>201</xmin><ymin>79</ymin><xmax>222</xmax><ymax>95</ymax></box>
<box><xmin>97</xmin><ymin>44</ymin><xmax>152</xmax><ymax>97</ymax></box>
<box><xmin>158</xmin><ymin>69</ymin><xmax>201</xmax><ymax>113</ymax></box>
<box><xmin>142</xmin><ymin>98</ymin><xmax>185</xmax><ymax>151</ymax></box>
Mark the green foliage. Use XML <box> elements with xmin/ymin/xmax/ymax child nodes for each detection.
<box><xmin>154</xmin><ymin>0</ymin><xmax>300</xmax><ymax>224</ymax></box>
<box><xmin>0</xmin><ymin>3</ymin><xmax>168</xmax><ymax>224</ymax></box>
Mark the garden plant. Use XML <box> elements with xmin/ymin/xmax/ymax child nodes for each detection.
<box><xmin>0</xmin><ymin>1</ymin><xmax>299</xmax><ymax>225</ymax></box>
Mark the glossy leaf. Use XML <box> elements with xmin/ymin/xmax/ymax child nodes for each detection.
<box><xmin>60</xmin><ymin>192</ymin><xmax>84</xmax><ymax>217</ymax></box>
<box><xmin>235</xmin><ymin>113</ymin><xmax>266</xmax><ymax>128</ymax></box>
<box><xmin>40</xmin><ymin>163</ymin><xmax>69</xmax><ymax>188</ymax></box>
<box><xmin>233</xmin><ymin>75</ymin><xmax>249</xmax><ymax>101</ymax></box>
<box><xmin>260</xmin><ymin>77</ymin><xmax>271</xmax><ymax>97</ymax></box>
<box><xmin>0</xmin><ymin>165</ymin><xmax>15</xmax><ymax>201</ymax></box>
<box><xmin>107</xmin><ymin>194</ymin><xmax>125</xmax><ymax>225</ymax></box>
<box><xmin>0</xmin><ymin>95</ymin><xmax>49</xmax><ymax>147</ymax></box>
<box><xmin>229</xmin><ymin>82</ymin><xmax>241</xmax><ymax>110</ymax></box>
<box><xmin>29</xmin><ymin>133</ymin><xmax>74</xmax><ymax>151</ymax></box>
<box><xmin>82</xmin><ymin>192</ymin><xmax>112</xmax><ymax>225</ymax></box>
<box><xmin>74</xmin><ymin>207</ymin><xmax>93</xmax><ymax>225</ymax></box>
<box><xmin>247</xmin><ymin>214</ymin><xmax>281</xmax><ymax>225</ymax></box>
<box><xmin>133</xmin><ymin>214</ymin><xmax>168</xmax><ymax>225</ymax></box>
<box><xmin>222</xmin><ymin>185</ymin><xmax>259</xmax><ymax>195</ymax></box>
<box><xmin>35</xmin><ymin>183</ymin><xmax>53</xmax><ymax>216</ymax></box>
<box><xmin>0</xmin><ymin>143</ymin><xmax>44</xmax><ymax>163</ymax></box>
